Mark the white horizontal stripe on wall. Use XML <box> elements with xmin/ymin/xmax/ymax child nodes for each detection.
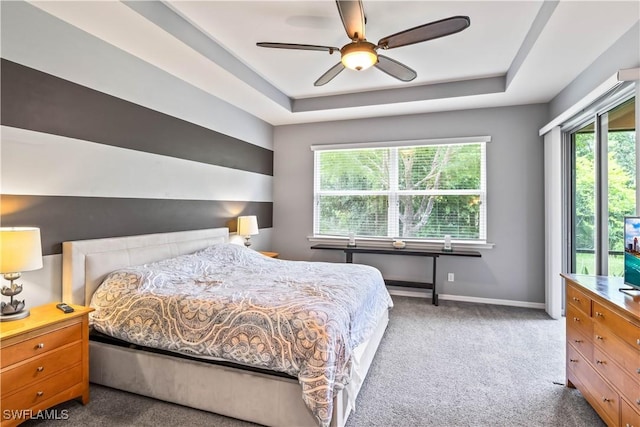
<box><xmin>1</xmin><ymin>126</ymin><xmax>273</xmax><ymax>202</ymax></box>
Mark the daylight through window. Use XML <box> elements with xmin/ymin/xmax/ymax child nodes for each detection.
<box><xmin>313</xmin><ymin>138</ymin><xmax>488</xmax><ymax>242</ymax></box>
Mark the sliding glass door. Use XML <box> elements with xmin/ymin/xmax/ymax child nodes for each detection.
<box><xmin>569</xmin><ymin>96</ymin><xmax>636</xmax><ymax>276</ymax></box>
<box><xmin>606</xmin><ymin>98</ymin><xmax>636</xmax><ymax>275</ymax></box>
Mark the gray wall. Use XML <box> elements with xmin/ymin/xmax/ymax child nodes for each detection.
<box><xmin>0</xmin><ymin>2</ymin><xmax>274</xmax><ymax>308</ymax></box>
<box><xmin>273</xmin><ymin>104</ymin><xmax>549</xmax><ymax>304</ymax></box>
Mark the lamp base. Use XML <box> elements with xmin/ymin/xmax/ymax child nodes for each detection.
<box><xmin>1</xmin><ymin>275</ymin><xmax>29</xmax><ymax>321</ymax></box>
<box><xmin>0</xmin><ymin>309</ymin><xmax>30</xmax><ymax>322</ymax></box>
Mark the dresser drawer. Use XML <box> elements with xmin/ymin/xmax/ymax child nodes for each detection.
<box><xmin>568</xmin><ymin>344</ymin><xmax>620</xmax><ymax>424</ymax></box>
<box><xmin>1</xmin><ymin>324</ymin><xmax>81</xmax><ymax>369</ymax></box>
<box><xmin>593</xmin><ymin>347</ymin><xmax>639</xmax><ymax>406</ymax></box>
<box><xmin>567</xmin><ymin>284</ymin><xmax>592</xmax><ymax>316</ymax></box>
<box><xmin>567</xmin><ymin>303</ymin><xmax>593</xmax><ymax>342</ymax></box>
<box><xmin>567</xmin><ymin>319</ymin><xmax>593</xmax><ymax>361</ymax></box>
<box><xmin>622</xmin><ymin>397</ymin><xmax>640</xmax><ymax>427</ymax></box>
<box><xmin>1</xmin><ymin>364</ymin><xmax>82</xmax><ymax>412</ymax></box>
<box><xmin>593</xmin><ymin>301</ymin><xmax>640</xmax><ymax>350</ymax></box>
<box><xmin>594</xmin><ymin>322</ymin><xmax>640</xmax><ymax>382</ymax></box>
<box><xmin>567</xmin><ymin>343</ymin><xmax>590</xmax><ymax>378</ymax></box>
<box><xmin>1</xmin><ymin>342</ymin><xmax>82</xmax><ymax>398</ymax></box>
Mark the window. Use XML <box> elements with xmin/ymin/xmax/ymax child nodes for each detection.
<box><xmin>313</xmin><ymin>137</ymin><xmax>488</xmax><ymax>242</ymax></box>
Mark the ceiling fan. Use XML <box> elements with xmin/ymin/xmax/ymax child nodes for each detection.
<box><xmin>257</xmin><ymin>0</ymin><xmax>470</xmax><ymax>86</ymax></box>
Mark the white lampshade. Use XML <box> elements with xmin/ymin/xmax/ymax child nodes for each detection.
<box><xmin>0</xmin><ymin>227</ymin><xmax>43</xmax><ymax>274</ymax></box>
<box><xmin>237</xmin><ymin>216</ymin><xmax>259</xmax><ymax>236</ymax></box>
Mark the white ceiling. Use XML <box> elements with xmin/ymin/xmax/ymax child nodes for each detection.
<box><xmin>30</xmin><ymin>1</ymin><xmax>640</xmax><ymax>126</ymax></box>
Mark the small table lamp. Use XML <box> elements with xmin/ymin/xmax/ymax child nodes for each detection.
<box><xmin>0</xmin><ymin>227</ymin><xmax>43</xmax><ymax>321</ymax></box>
<box><xmin>237</xmin><ymin>215</ymin><xmax>259</xmax><ymax>247</ymax></box>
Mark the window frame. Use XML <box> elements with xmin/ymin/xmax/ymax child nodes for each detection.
<box><xmin>311</xmin><ymin>136</ymin><xmax>491</xmax><ymax>247</ymax></box>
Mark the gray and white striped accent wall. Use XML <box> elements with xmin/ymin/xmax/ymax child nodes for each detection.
<box><xmin>0</xmin><ymin>1</ymin><xmax>274</xmax><ymax>306</ymax></box>
<box><xmin>1</xmin><ymin>59</ymin><xmax>273</xmax><ymax>256</ymax></box>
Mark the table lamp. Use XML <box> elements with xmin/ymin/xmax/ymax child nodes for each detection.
<box><xmin>237</xmin><ymin>216</ymin><xmax>259</xmax><ymax>247</ymax></box>
<box><xmin>0</xmin><ymin>227</ymin><xmax>43</xmax><ymax>321</ymax></box>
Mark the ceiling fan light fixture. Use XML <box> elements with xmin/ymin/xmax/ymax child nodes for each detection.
<box><xmin>258</xmin><ymin>2</ymin><xmax>471</xmax><ymax>86</ymax></box>
<box><xmin>341</xmin><ymin>41</ymin><xmax>377</xmax><ymax>71</ymax></box>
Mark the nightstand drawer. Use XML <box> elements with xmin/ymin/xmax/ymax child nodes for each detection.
<box><xmin>1</xmin><ymin>324</ymin><xmax>81</xmax><ymax>368</ymax></box>
<box><xmin>1</xmin><ymin>363</ymin><xmax>82</xmax><ymax>412</ymax></box>
<box><xmin>1</xmin><ymin>342</ymin><xmax>82</xmax><ymax>397</ymax></box>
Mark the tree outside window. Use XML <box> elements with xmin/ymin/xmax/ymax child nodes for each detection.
<box><xmin>314</xmin><ymin>141</ymin><xmax>487</xmax><ymax>241</ymax></box>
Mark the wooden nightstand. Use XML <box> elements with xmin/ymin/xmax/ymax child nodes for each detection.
<box><xmin>260</xmin><ymin>251</ymin><xmax>279</xmax><ymax>258</ymax></box>
<box><xmin>0</xmin><ymin>304</ymin><xmax>94</xmax><ymax>426</ymax></box>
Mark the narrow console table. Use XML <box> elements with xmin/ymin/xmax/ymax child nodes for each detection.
<box><xmin>311</xmin><ymin>244</ymin><xmax>481</xmax><ymax>305</ymax></box>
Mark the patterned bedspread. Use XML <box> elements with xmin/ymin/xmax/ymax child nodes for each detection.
<box><xmin>90</xmin><ymin>243</ymin><xmax>392</xmax><ymax>427</ymax></box>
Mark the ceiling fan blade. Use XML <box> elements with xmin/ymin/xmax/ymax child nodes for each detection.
<box><xmin>375</xmin><ymin>55</ymin><xmax>417</xmax><ymax>82</ymax></box>
<box><xmin>336</xmin><ymin>0</ymin><xmax>366</xmax><ymax>40</ymax></box>
<box><xmin>314</xmin><ymin>62</ymin><xmax>345</xmax><ymax>86</ymax></box>
<box><xmin>257</xmin><ymin>42</ymin><xmax>340</xmax><ymax>54</ymax></box>
<box><xmin>377</xmin><ymin>16</ymin><xmax>470</xmax><ymax>50</ymax></box>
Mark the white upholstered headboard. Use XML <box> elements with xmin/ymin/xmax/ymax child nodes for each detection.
<box><xmin>62</xmin><ymin>228</ymin><xmax>229</xmax><ymax>306</ymax></box>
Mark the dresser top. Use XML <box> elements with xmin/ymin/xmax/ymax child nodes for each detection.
<box><xmin>0</xmin><ymin>303</ymin><xmax>93</xmax><ymax>340</ymax></box>
<box><xmin>561</xmin><ymin>273</ymin><xmax>640</xmax><ymax>322</ymax></box>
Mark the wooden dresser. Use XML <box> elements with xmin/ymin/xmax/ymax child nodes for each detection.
<box><xmin>0</xmin><ymin>304</ymin><xmax>94</xmax><ymax>426</ymax></box>
<box><xmin>561</xmin><ymin>274</ymin><xmax>640</xmax><ymax>427</ymax></box>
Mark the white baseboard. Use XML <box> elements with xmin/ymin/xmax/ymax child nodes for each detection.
<box><xmin>386</xmin><ymin>287</ymin><xmax>545</xmax><ymax>310</ymax></box>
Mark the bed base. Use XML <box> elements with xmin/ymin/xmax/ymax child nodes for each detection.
<box><xmin>62</xmin><ymin>228</ymin><xmax>389</xmax><ymax>427</ymax></box>
<box><xmin>89</xmin><ymin>308</ymin><xmax>388</xmax><ymax>427</ymax></box>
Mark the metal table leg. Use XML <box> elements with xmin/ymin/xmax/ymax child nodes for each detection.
<box><xmin>432</xmin><ymin>257</ymin><xmax>438</xmax><ymax>305</ymax></box>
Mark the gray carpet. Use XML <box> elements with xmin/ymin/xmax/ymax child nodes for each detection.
<box><xmin>25</xmin><ymin>297</ymin><xmax>604</xmax><ymax>427</ymax></box>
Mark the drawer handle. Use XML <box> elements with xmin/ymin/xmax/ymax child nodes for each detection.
<box><xmin>569</xmin><ymin>358</ymin><xmax>578</xmax><ymax>363</ymax></box>
<box><xmin>36</xmin><ymin>366</ymin><xmax>44</xmax><ymax>372</ymax></box>
<box><xmin>572</xmin><ymin>297</ymin><xmax>580</xmax><ymax>302</ymax></box>
<box><xmin>573</xmin><ymin>317</ymin><xmax>580</xmax><ymax>322</ymax></box>
<box><xmin>637</xmin><ymin>338</ymin><xmax>640</xmax><ymax>346</ymax></box>
<box><xmin>596</xmin><ymin>360</ymin><xmax>606</xmax><ymax>365</ymax></box>
<box><xmin>595</xmin><ymin>311</ymin><xmax>604</xmax><ymax>318</ymax></box>
<box><xmin>573</xmin><ymin>339</ymin><xmax>583</xmax><ymax>343</ymax></box>
<box><xmin>595</xmin><ymin>335</ymin><xmax>604</xmax><ymax>340</ymax></box>
<box><xmin>36</xmin><ymin>391</ymin><xmax>44</xmax><ymax>397</ymax></box>
<box><xmin>636</xmin><ymin>398</ymin><xmax>640</xmax><ymax>405</ymax></box>
<box><xmin>36</xmin><ymin>343</ymin><xmax>45</xmax><ymax>349</ymax></box>
<box><xmin>601</xmin><ymin>396</ymin><xmax>612</xmax><ymax>403</ymax></box>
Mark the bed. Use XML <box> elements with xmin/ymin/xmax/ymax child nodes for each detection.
<box><xmin>62</xmin><ymin>228</ymin><xmax>391</xmax><ymax>427</ymax></box>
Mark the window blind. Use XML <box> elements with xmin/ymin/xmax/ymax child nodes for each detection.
<box><xmin>313</xmin><ymin>138</ymin><xmax>488</xmax><ymax>242</ymax></box>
